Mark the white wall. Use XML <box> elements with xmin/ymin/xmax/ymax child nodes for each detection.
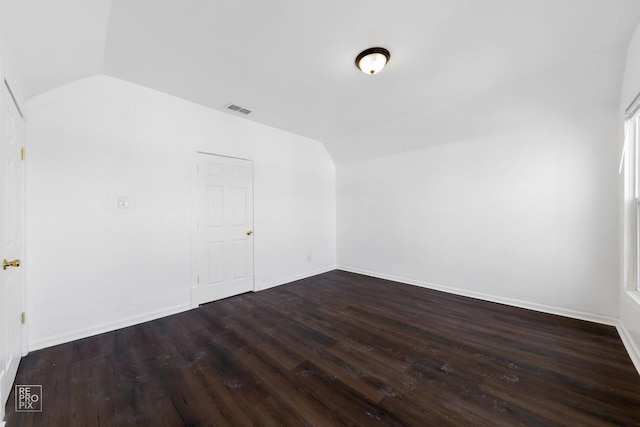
<box><xmin>25</xmin><ymin>75</ymin><xmax>336</xmax><ymax>350</ymax></box>
<box><xmin>0</xmin><ymin>25</ymin><xmax>26</xmax><ymax>111</ymax></box>
<box><xmin>338</xmin><ymin>46</ymin><xmax>625</xmax><ymax>322</ymax></box>
<box><xmin>618</xmin><ymin>20</ymin><xmax>640</xmax><ymax>369</ymax></box>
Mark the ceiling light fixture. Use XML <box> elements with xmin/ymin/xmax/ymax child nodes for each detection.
<box><xmin>355</xmin><ymin>47</ymin><xmax>390</xmax><ymax>75</ymax></box>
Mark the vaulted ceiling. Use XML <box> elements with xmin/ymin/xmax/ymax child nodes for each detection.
<box><xmin>2</xmin><ymin>0</ymin><xmax>640</xmax><ymax>163</ymax></box>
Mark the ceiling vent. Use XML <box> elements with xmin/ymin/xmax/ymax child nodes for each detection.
<box><xmin>225</xmin><ymin>103</ymin><xmax>252</xmax><ymax>115</ymax></box>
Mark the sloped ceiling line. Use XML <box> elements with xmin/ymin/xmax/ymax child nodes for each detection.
<box><xmin>2</xmin><ymin>0</ymin><xmax>640</xmax><ymax>163</ymax></box>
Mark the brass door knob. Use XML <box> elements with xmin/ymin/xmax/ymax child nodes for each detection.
<box><xmin>246</xmin><ymin>230</ymin><xmax>253</xmax><ymax>236</ymax></box>
<box><xmin>3</xmin><ymin>259</ymin><xmax>20</xmax><ymax>270</ymax></box>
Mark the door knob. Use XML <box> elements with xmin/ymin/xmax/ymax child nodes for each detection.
<box><xmin>3</xmin><ymin>259</ymin><xmax>20</xmax><ymax>270</ymax></box>
<box><xmin>246</xmin><ymin>230</ymin><xmax>253</xmax><ymax>236</ymax></box>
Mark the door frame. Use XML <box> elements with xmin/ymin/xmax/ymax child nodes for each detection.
<box><xmin>189</xmin><ymin>151</ymin><xmax>255</xmax><ymax>308</ymax></box>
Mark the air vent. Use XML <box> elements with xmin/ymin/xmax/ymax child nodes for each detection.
<box><xmin>225</xmin><ymin>103</ymin><xmax>252</xmax><ymax>115</ymax></box>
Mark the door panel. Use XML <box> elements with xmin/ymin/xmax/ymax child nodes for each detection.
<box><xmin>232</xmin><ymin>239</ymin><xmax>247</xmax><ymax>279</ymax></box>
<box><xmin>207</xmin><ymin>242</ymin><xmax>224</xmax><ymax>285</ymax></box>
<box><xmin>207</xmin><ymin>186</ymin><xmax>224</xmax><ymax>226</ymax></box>
<box><xmin>232</xmin><ymin>188</ymin><xmax>247</xmax><ymax>225</ymax></box>
<box><xmin>0</xmin><ymin>81</ymin><xmax>25</xmax><ymax>420</ymax></box>
<box><xmin>193</xmin><ymin>153</ymin><xmax>253</xmax><ymax>305</ymax></box>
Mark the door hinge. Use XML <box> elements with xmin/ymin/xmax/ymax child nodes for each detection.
<box><xmin>197</xmin><ymin>276</ymin><xmax>200</xmax><ymax>284</ymax></box>
<box><xmin>20</xmin><ymin>147</ymin><xmax>25</xmax><ymax>160</ymax></box>
<box><xmin>196</xmin><ymin>164</ymin><xmax>199</xmax><ymax>174</ymax></box>
<box><xmin>21</xmin><ymin>312</ymin><xmax>25</xmax><ymax>324</ymax></box>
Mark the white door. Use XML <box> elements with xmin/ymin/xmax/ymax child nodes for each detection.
<box><xmin>0</xmin><ymin>81</ymin><xmax>25</xmax><ymax>420</ymax></box>
<box><xmin>192</xmin><ymin>153</ymin><xmax>254</xmax><ymax>305</ymax></box>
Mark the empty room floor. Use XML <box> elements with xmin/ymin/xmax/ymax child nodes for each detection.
<box><xmin>5</xmin><ymin>270</ymin><xmax>640</xmax><ymax>426</ymax></box>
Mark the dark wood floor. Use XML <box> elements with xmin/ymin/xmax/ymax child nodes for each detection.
<box><xmin>5</xmin><ymin>270</ymin><xmax>640</xmax><ymax>426</ymax></box>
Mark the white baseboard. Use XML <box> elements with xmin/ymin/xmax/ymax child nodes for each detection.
<box><xmin>28</xmin><ymin>303</ymin><xmax>191</xmax><ymax>352</ymax></box>
<box><xmin>338</xmin><ymin>266</ymin><xmax>618</xmax><ymax>326</ymax></box>
<box><xmin>257</xmin><ymin>266</ymin><xmax>337</xmax><ymax>292</ymax></box>
<box><xmin>339</xmin><ymin>266</ymin><xmax>640</xmax><ymax>374</ymax></box>
<box><xmin>28</xmin><ymin>265</ymin><xmax>335</xmax><ymax>352</ymax></box>
<box><xmin>26</xmin><ymin>266</ymin><xmax>639</xmax><ymax>375</ymax></box>
<box><xmin>616</xmin><ymin>321</ymin><xmax>640</xmax><ymax>374</ymax></box>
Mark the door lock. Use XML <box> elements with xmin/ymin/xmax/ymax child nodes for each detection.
<box><xmin>246</xmin><ymin>230</ymin><xmax>253</xmax><ymax>236</ymax></box>
<box><xmin>3</xmin><ymin>259</ymin><xmax>20</xmax><ymax>270</ymax></box>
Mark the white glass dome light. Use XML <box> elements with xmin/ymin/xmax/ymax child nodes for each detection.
<box><xmin>356</xmin><ymin>47</ymin><xmax>390</xmax><ymax>75</ymax></box>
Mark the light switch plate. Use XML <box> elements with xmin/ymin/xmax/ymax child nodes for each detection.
<box><xmin>118</xmin><ymin>196</ymin><xmax>129</xmax><ymax>209</ymax></box>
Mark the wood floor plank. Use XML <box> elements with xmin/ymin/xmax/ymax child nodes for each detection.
<box><xmin>5</xmin><ymin>270</ymin><xmax>640</xmax><ymax>426</ymax></box>
<box><xmin>232</xmin><ymin>345</ymin><xmax>348</xmax><ymax>426</ymax></box>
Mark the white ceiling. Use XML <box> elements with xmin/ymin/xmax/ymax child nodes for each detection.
<box><xmin>2</xmin><ymin>0</ymin><xmax>640</xmax><ymax>163</ymax></box>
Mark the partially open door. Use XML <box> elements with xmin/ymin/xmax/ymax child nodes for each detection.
<box><xmin>0</xmin><ymin>79</ymin><xmax>26</xmax><ymax>421</ymax></box>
